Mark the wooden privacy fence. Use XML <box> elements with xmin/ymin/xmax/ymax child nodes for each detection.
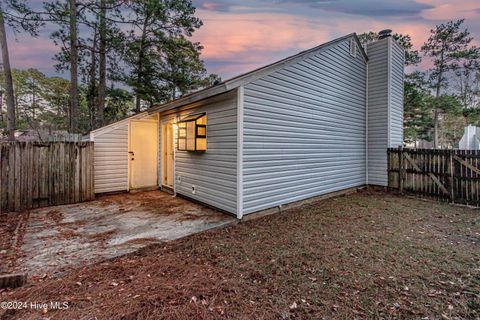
<box><xmin>388</xmin><ymin>148</ymin><xmax>480</xmax><ymax>206</ymax></box>
<box><xmin>0</xmin><ymin>141</ymin><xmax>94</xmax><ymax>213</ymax></box>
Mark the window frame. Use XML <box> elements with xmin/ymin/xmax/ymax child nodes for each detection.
<box><xmin>176</xmin><ymin>113</ymin><xmax>207</xmax><ymax>152</ymax></box>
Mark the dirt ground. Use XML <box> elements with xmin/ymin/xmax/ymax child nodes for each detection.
<box><xmin>1</xmin><ymin>190</ymin><xmax>479</xmax><ymax>320</ymax></box>
<box><xmin>0</xmin><ymin>191</ymin><xmax>235</xmax><ymax>277</ymax></box>
<box><xmin>0</xmin><ymin>211</ymin><xmax>28</xmax><ymax>274</ymax></box>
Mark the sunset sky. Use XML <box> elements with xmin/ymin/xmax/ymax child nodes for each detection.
<box><xmin>6</xmin><ymin>0</ymin><xmax>480</xmax><ymax>81</ymax></box>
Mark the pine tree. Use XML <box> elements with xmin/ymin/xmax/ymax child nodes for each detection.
<box><xmin>421</xmin><ymin>19</ymin><xmax>477</xmax><ymax>148</ymax></box>
<box><xmin>403</xmin><ymin>72</ymin><xmax>433</xmax><ymax>145</ymax></box>
<box><xmin>121</xmin><ymin>0</ymin><xmax>209</xmax><ymax>111</ymax></box>
<box><xmin>0</xmin><ymin>0</ymin><xmax>42</xmax><ymax>139</ymax></box>
<box><xmin>45</xmin><ymin>0</ymin><xmax>124</xmax><ymax>131</ymax></box>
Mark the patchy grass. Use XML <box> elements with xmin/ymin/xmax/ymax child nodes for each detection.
<box><xmin>1</xmin><ymin>190</ymin><xmax>479</xmax><ymax>319</ymax></box>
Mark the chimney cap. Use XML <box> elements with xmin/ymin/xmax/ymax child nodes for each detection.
<box><xmin>378</xmin><ymin>29</ymin><xmax>392</xmax><ymax>39</ymax></box>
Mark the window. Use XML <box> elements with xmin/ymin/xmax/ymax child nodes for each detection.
<box><xmin>349</xmin><ymin>39</ymin><xmax>357</xmax><ymax>58</ymax></box>
<box><xmin>177</xmin><ymin>113</ymin><xmax>207</xmax><ymax>152</ymax></box>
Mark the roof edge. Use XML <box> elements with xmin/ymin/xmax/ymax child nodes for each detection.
<box><xmin>352</xmin><ymin>33</ymin><xmax>369</xmax><ymax>62</ymax></box>
<box><xmin>90</xmin><ymin>111</ymin><xmax>150</xmax><ymax>135</ymax></box>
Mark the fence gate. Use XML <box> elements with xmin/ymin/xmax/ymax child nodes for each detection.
<box><xmin>0</xmin><ymin>141</ymin><xmax>94</xmax><ymax>213</ymax></box>
<box><xmin>388</xmin><ymin>148</ymin><xmax>480</xmax><ymax>206</ymax></box>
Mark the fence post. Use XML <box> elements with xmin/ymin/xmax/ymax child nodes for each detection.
<box><xmin>449</xmin><ymin>151</ymin><xmax>454</xmax><ymax>203</ymax></box>
<box><xmin>399</xmin><ymin>146</ymin><xmax>404</xmax><ymax>193</ymax></box>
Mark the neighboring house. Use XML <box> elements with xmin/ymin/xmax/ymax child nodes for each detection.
<box><xmin>459</xmin><ymin>125</ymin><xmax>480</xmax><ymax>150</ymax></box>
<box><xmin>90</xmin><ymin>32</ymin><xmax>404</xmax><ymax>219</ymax></box>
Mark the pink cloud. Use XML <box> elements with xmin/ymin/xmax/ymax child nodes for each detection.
<box><xmin>193</xmin><ymin>8</ymin><xmax>438</xmax><ymax>77</ymax></box>
<box><xmin>193</xmin><ymin>0</ymin><xmax>480</xmax><ymax>79</ymax></box>
<box><xmin>418</xmin><ymin>0</ymin><xmax>480</xmax><ymax>20</ymax></box>
<box><xmin>193</xmin><ymin>10</ymin><xmax>331</xmax><ymax>62</ymax></box>
<box><xmin>5</xmin><ymin>0</ymin><xmax>480</xmax><ymax>81</ymax></box>
<box><xmin>201</xmin><ymin>2</ymin><xmax>225</xmax><ymax>11</ymax></box>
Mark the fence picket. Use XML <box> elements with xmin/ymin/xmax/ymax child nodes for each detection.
<box><xmin>0</xmin><ymin>141</ymin><xmax>94</xmax><ymax>213</ymax></box>
<box><xmin>388</xmin><ymin>148</ymin><xmax>480</xmax><ymax>206</ymax></box>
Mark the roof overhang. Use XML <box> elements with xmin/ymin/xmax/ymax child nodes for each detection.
<box><xmin>90</xmin><ymin>111</ymin><xmax>152</xmax><ymax>136</ymax></box>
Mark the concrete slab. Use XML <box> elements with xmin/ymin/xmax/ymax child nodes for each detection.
<box><xmin>12</xmin><ymin>191</ymin><xmax>236</xmax><ymax>277</ymax></box>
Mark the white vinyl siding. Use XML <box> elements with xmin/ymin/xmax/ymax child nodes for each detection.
<box><xmin>170</xmin><ymin>91</ymin><xmax>238</xmax><ymax>214</ymax></box>
<box><xmin>242</xmin><ymin>38</ymin><xmax>367</xmax><ymax>214</ymax></box>
<box><xmin>367</xmin><ymin>39</ymin><xmax>389</xmax><ymax>186</ymax></box>
<box><xmin>367</xmin><ymin>38</ymin><xmax>404</xmax><ymax>186</ymax></box>
<box><xmin>93</xmin><ymin>125</ymin><xmax>128</xmax><ymax>193</ymax></box>
<box><xmin>92</xmin><ymin>113</ymin><xmax>158</xmax><ymax>194</ymax></box>
<box><xmin>390</xmin><ymin>41</ymin><xmax>404</xmax><ymax>147</ymax></box>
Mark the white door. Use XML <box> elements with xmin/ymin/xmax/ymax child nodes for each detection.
<box><xmin>129</xmin><ymin>120</ymin><xmax>158</xmax><ymax>189</ymax></box>
<box><xmin>162</xmin><ymin>123</ymin><xmax>174</xmax><ymax>187</ymax></box>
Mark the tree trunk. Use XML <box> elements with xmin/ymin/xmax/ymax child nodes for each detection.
<box><xmin>88</xmin><ymin>26</ymin><xmax>98</xmax><ymax>131</ymax></box>
<box><xmin>433</xmin><ymin>51</ymin><xmax>444</xmax><ymax>149</ymax></box>
<box><xmin>32</xmin><ymin>80</ymin><xmax>36</xmax><ymax>122</ymax></box>
<box><xmin>433</xmin><ymin>71</ymin><xmax>442</xmax><ymax>149</ymax></box>
<box><xmin>69</xmin><ymin>0</ymin><xmax>79</xmax><ymax>133</ymax></box>
<box><xmin>97</xmin><ymin>0</ymin><xmax>106</xmax><ymax>127</ymax></box>
<box><xmin>0</xmin><ymin>10</ymin><xmax>16</xmax><ymax>140</ymax></box>
<box><xmin>433</xmin><ymin>107</ymin><xmax>439</xmax><ymax>148</ymax></box>
<box><xmin>134</xmin><ymin>16</ymin><xmax>149</xmax><ymax>113</ymax></box>
<box><xmin>135</xmin><ymin>96</ymin><xmax>141</xmax><ymax>112</ymax></box>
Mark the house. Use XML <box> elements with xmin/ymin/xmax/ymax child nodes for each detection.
<box><xmin>459</xmin><ymin>125</ymin><xmax>480</xmax><ymax>150</ymax></box>
<box><xmin>405</xmin><ymin>139</ymin><xmax>433</xmax><ymax>149</ymax></box>
<box><xmin>90</xmin><ymin>31</ymin><xmax>404</xmax><ymax>219</ymax></box>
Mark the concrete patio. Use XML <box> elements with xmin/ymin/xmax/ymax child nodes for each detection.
<box><xmin>10</xmin><ymin>191</ymin><xmax>236</xmax><ymax>277</ymax></box>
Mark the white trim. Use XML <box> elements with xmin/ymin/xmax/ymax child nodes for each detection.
<box><xmin>160</xmin><ymin>123</ymin><xmax>165</xmax><ymax>188</ymax></box>
<box><xmin>128</xmin><ymin>119</ymin><xmax>159</xmax><ymax>191</ymax></box>
<box><xmin>236</xmin><ymin>86</ymin><xmax>244</xmax><ymax>219</ymax></box>
<box><xmin>159</xmin><ymin>119</ymin><xmax>164</xmax><ymax>188</ymax></box>
<box><xmin>160</xmin><ymin>119</ymin><xmax>176</xmax><ymax>191</ymax></box>
<box><xmin>127</xmin><ymin>121</ymin><xmax>131</xmax><ymax>192</ymax></box>
<box><xmin>91</xmin><ymin>111</ymin><xmax>152</xmax><ymax>135</ymax></box>
<box><xmin>157</xmin><ymin>113</ymin><xmax>161</xmax><ymax>188</ymax></box>
<box><xmin>387</xmin><ymin>37</ymin><xmax>392</xmax><ymax>148</ymax></box>
<box><xmin>173</xmin><ymin>115</ymin><xmax>178</xmax><ymax>196</ymax></box>
<box><xmin>365</xmin><ymin>58</ymin><xmax>369</xmax><ymax>185</ymax></box>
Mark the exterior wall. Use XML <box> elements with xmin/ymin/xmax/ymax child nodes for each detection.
<box><xmin>367</xmin><ymin>37</ymin><xmax>404</xmax><ymax>186</ymax></box>
<box><xmin>92</xmin><ymin>114</ymin><xmax>158</xmax><ymax>194</ymax></box>
<box><xmin>390</xmin><ymin>41</ymin><xmax>404</xmax><ymax>147</ymax></box>
<box><xmin>459</xmin><ymin>125</ymin><xmax>480</xmax><ymax>150</ymax></box>
<box><xmin>367</xmin><ymin>39</ymin><xmax>389</xmax><ymax>186</ymax></box>
<box><xmin>242</xmin><ymin>37</ymin><xmax>367</xmax><ymax>214</ymax></box>
<box><xmin>162</xmin><ymin>91</ymin><xmax>238</xmax><ymax>214</ymax></box>
<box><xmin>93</xmin><ymin>124</ymin><xmax>129</xmax><ymax>193</ymax></box>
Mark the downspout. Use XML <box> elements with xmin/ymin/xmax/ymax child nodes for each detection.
<box><xmin>173</xmin><ymin>115</ymin><xmax>178</xmax><ymax>196</ymax></box>
<box><xmin>236</xmin><ymin>86</ymin><xmax>244</xmax><ymax>219</ymax></box>
<box><xmin>387</xmin><ymin>37</ymin><xmax>392</xmax><ymax>148</ymax></box>
<box><xmin>365</xmin><ymin>48</ymin><xmax>369</xmax><ymax>186</ymax></box>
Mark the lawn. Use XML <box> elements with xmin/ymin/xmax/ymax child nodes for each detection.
<box><xmin>1</xmin><ymin>189</ymin><xmax>479</xmax><ymax>319</ymax></box>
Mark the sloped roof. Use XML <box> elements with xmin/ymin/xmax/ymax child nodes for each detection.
<box><xmin>148</xmin><ymin>33</ymin><xmax>366</xmax><ymax>114</ymax></box>
<box><xmin>90</xmin><ymin>111</ymin><xmax>153</xmax><ymax>135</ymax></box>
